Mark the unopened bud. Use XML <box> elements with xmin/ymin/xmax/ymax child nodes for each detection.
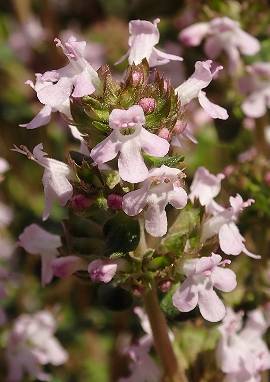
<box><xmin>158</xmin><ymin>128</ymin><xmax>170</xmax><ymax>140</ymax></box>
<box><xmin>71</xmin><ymin>194</ymin><xmax>92</xmax><ymax>210</ymax></box>
<box><xmin>159</xmin><ymin>280</ymin><xmax>172</xmax><ymax>293</ymax></box>
<box><xmin>131</xmin><ymin>71</ymin><xmax>143</xmax><ymax>86</ymax></box>
<box><xmin>264</xmin><ymin>171</ymin><xmax>270</xmax><ymax>186</ymax></box>
<box><xmin>139</xmin><ymin>97</ymin><xmax>156</xmax><ymax>114</ymax></box>
<box><xmin>107</xmin><ymin>194</ymin><xmax>123</xmax><ymax>210</ymax></box>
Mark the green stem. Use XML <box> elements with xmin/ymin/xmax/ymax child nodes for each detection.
<box><xmin>143</xmin><ymin>283</ymin><xmax>188</xmax><ymax>382</ymax></box>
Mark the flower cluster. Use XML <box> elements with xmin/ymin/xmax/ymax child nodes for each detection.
<box><xmin>216</xmin><ymin>307</ymin><xmax>270</xmax><ymax>381</ymax></box>
<box><xmin>6</xmin><ymin>310</ymin><xmax>68</xmax><ymax>381</ymax></box>
<box><xmin>12</xmin><ymin>13</ymin><xmax>266</xmax><ymax>382</ymax></box>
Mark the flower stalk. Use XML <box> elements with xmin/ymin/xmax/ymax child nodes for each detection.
<box><xmin>143</xmin><ymin>283</ymin><xmax>188</xmax><ymax>382</ymax></box>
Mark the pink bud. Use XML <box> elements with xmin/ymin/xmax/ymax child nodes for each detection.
<box><xmin>138</xmin><ymin>97</ymin><xmax>156</xmax><ymax>114</ymax></box>
<box><xmin>71</xmin><ymin>194</ymin><xmax>92</xmax><ymax>210</ymax></box>
<box><xmin>264</xmin><ymin>171</ymin><xmax>270</xmax><ymax>186</ymax></box>
<box><xmin>223</xmin><ymin>165</ymin><xmax>235</xmax><ymax>177</ymax></box>
<box><xmin>159</xmin><ymin>280</ymin><xmax>172</xmax><ymax>293</ymax></box>
<box><xmin>88</xmin><ymin>259</ymin><xmax>117</xmax><ymax>283</ymax></box>
<box><xmin>132</xmin><ymin>285</ymin><xmax>145</xmax><ymax>297</ymax></box>
<box><xmin>158</xmin><ymin>128</ymin><xmax>170</xmax><ymax>140</ymax></box>
<box><xmin>131</xmin><ymin>71</ymin><xmax>143</xmax><ymax>85</ymax></box>
<box><xmin>107</xmin><ymin>194</ymin><xmax>123</xmax><ymax>210</ymax></box>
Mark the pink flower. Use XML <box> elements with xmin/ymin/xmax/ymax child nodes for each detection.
<box><xmin>117</xmin><ymin>19</ymin><xmax>183</xmax><ymax>67</ymax></box>
<box><xmin>175</xmin><ymin>60</ymin><xmax>228</xmax><ymax>119</ymax></box>
<box><xmin>90</xmin><ymin>106</ymin><xmax>170</xmax><ymax>183</ymax></box>
<box><xmin>88</xmin><ymin>259</ymin><xmax>118</xmax><ymax>283</ymax></box>
<box><xmin>123</xmin><ymin>165</ymin><xmax>188</xmax><ymax>237</ymax></box>
<box><xmin>0</xmin><ymin>157</ymin><xmax>10</xmax><ymax>176</ymax></box>
<box><xmin>201</xmin><ymin>195</ymin><xmax>259</xmax><ymax>258</ymax></box>
<box><xmin>20</xmin><ymin>36</ymin><xmax>100</xmax><ymax>130</ymax></box>
<box><xmin>69</xmin><ymin>125</ymin><xmax>90</xmax><ymax>156</ymax></box>
<box><xmin>119</xmin><ymin>307</ymin><xmax>162</xmax><ymax>382</ymax></box>
<box><xmin>51</xmin><ymin>256</ymin><xmax>84</xmax><ymax>278</ymax></box>
<box><xmin>119</xmin><ymin>343</ymin><xmax>161</xmax><ymax>382</ymax></box>
<box><xmin>172</xmin><ymin>253</ymin><xmax>237</xmax><ymax>322</ymax></box>
<box><xmin>6</xmin><ymin>310</ymin><xmax>68</xmax><ymax>382</ymax></box>
<box><xmin>216</xmin><ymin>308</ymin><xmax>270</xmax><ymax>381</ymax></box>
<box><xmin>18</xmin><ymin>224</ymin><xmax>61</xmax><ymax>286</ymax></box>
<box><xmin>189</xmin><ymin>167</ymin><xmax>225</xmax><ymax>206</ymax></box>
<box><xmin>241</xmin><ymin>62</ymin><xmax>270</xmax><ymax>118</ymax></box>
<box><xmin>13</xmin><ymin>144</ymin><xmax>73</xmax><ymax>220</ymax></box>
<box><xmin>0</xmin><ymin>202</ymin><xmax>13</xmax><ymax>228</ymax></box>
<box><xmin>180</xmin><ymin>17</ymin><xmax>260</xmax><ymax>72</ymax></box>
<box><xmin>171</xmin><ymin>120</ymin><xmax>198</xmax><ymax>148</ymax></box>
<box><xmin>238</xmin><ymin>147</ymin><xmax>257</xmax><ymax>163</ymax></box>
<box><xmin>9</xmin><ymin>17</ymin><xmax>47</xmax><ymax>62</ymax></box>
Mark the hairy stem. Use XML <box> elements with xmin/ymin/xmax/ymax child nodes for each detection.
<box><xmin>143</xmin><ymin>283</ymin><xmax>188</xmax><ymax>382</ymax></box>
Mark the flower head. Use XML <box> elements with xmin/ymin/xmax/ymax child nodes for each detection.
<box><xmin>241</xmin><ymin>62</ymin><xmax>270</xmax><ymax>118</ymax></box>
<box><xmin>88</xmin><ymin>259</ymin><xmax>118</xmax><ymax>283</ymax></box>
<box><xmin>90</xmin><ymin>106</ymin><xmax>170</xmax><ymax>183</ymax></box>
<box><xmin>20</xmin><ymin>36</ymin><xmax>100</xmax><ymax>130</ymax></box>
<box><xmin>117</xmin><ymin>19</ymin><xmax>183</xmax><ymax>67</ymax></box>
<box><xmin>201</xmin><ymin>195</ymin><xmax>259</xmax><ymax>258</ymax></box>
<box><xmin>18</xmin><ymin>224</ymin><xmax>61</xmax><ymax>286</ymax></box>
<box><xmin>13</xmin><ymin>144</ymin><xmax>73</xmax><ymax>220</ymax></box>
<box><xmin>175</xmin><ymin>60</ymin><xmax>228</xmax><ymax>119</ymax></box>
<box><xmin>216</xmin><ymin>307</ymin><xmax>270</xmax><ymax>381</ymax></box>
<box><xmin>123</xmin><ymin>165</ymin><xmax>187</xmax><ymax>237</ymax></box>
<box><xmin>180</xmin><ymin>17</ymin><xmax>260</xmax><ymax>72</ymax></box>
<box><xmin>189</xmin><ymin>166</ymin><xmax>225</xmax><ymax>206</ymax></box>
<box><xmin>173</xmin><ymin>253</ymin><xmax>237</xmax><ymax>322</ymax></box>
<box><xmin>6</xmin><ymin>311</ymin><xmax>68</xmax><ymax>382</ymax></box>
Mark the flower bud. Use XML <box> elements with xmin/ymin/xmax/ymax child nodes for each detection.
<box><xmin>71</xmin><ymin>194</ymin><xmax>92</xmax><ymax>210</ymax></box>
<box><xmin>107</xmin><ymin>194</ymin><xmax>123</xmax><ymax>210</ymax></box>
<box><xmin>264</xmin><ymin>171</ymin><xmax>270</xmax><ymax>186</ymax></box>
<box><xmin>131</xmin><ymin>71</ymin><xmax>143</xmax><ymax>86</ymax></box>
<box><xmin>158</xmin><ymin>128</ymin><xmax>170</xmax><ymax>140</ymax></box>
<box><xmin>159</xmin><ymin>280</ymin><xmax>172</xmax><ymax>293</ymax></box>
<box><xmin>139</xmin><ymin>97</ymin><xmax>156</xmax><ymax>114</ymax></box>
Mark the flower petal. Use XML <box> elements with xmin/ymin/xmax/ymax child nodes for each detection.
<box><xmin>37</xmin><ymin>77</ymin><xmax>72</xmax><ymax>107</ymax></box>
<box><xmin>212</xmin><ymin>267</ymin><xmax>237</xmax><ymax>292</ymax></box>
<box><xmin>172</xmin><ymin>278</ymin><xmax>199</xmax><ymax>312</ymax></box>
<box><xmin>204</xmin><ymin>36</ymin><xmax>223</xmax><ymax>58</ymax></box>
<box><xmin>144</xmin><ymin>203</ymin><xmax>168</xmax><ymax>237</ymax></box>
<box><xmin>242</xmin><ymin>92</ymin><xmax>267</xmax><ymax>118</ymax></box>
<box><xmin>168</xmin><ymin>187</ymin><xmax>188</xmax><ymax>209</ymax></box>
<box><xmin>198</xmin><ymin>287</ymin><xmax>226</xmax><ymax>322</ymax></box>
<box><xmin>90</xmin><ymin>133</ymin><xmax>119</xmax><ymax>164</ymax></box>
<box><xmin>198</xmin><ymin>91</ymin><xmax>228</xmax><ymax>119</ymax></box>
<box><xmin>140</xmin><ymin>128</ymin><xmax>170</xmax><ymax>157</ymax></box>
<box><xmin>72</xmin><ymin>69</ymin><xmax>95</xmax><ymax>98</ymax></box>
<box><xmin>219</xmin><ymin>222</ymin><xmax>243</xmax><ymax>256</ymax></box>
<box><xmin>118</xmin><ymin>139</ymin><xmax>148</xmax><ymax>183</ymax></box>
<box><xmin>122</xmin><ymin>188</ymin><xmax>148</xmax><ymax>216</ymax></box>
<box><xmin>180</xmin><ymin>22</ymin><xmax>209</xmax><ymax>46</ymax></box>
<box><xmin>20</xmin><ymin>105</ymin><xmax>52</xmax><ymax>129</ymax></box>
<box><xmin>236</xmin><ymin>30</ymin><xmax>260</xmax><ymax>55</ymax></box>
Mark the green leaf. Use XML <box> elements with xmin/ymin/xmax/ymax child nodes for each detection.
<box><xmin>92</xmin><ymin>121</ymin><xmax>110</xmax><ymax>133</ymax></box>
<box><xmin>148</xmin><ymin>256</ymin><xmax>170</xmax><ymax>270</ymax></box>
<box><xmin>103</xmin><ymin>212</ymin><xmax>140</xmax><ymax>253</ymax></box>
<box><xmin>143</xmin><ymin>153</ymin><xmax>184</xmax><ymax>168</ymax></box>
<box><xmin>160</xmin><ymin>283</ymin><xmax>180</xmax><ymax>318</ymax></box>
